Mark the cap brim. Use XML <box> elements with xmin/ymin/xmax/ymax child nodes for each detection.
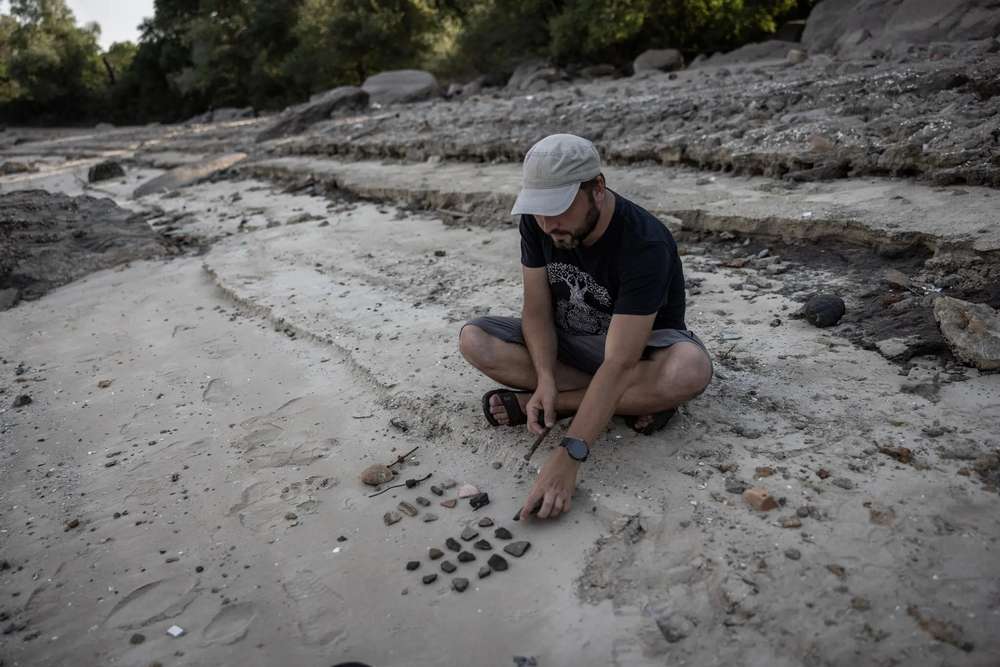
<box><xmin>510</xmin><ymin>183</ymin><xmax>580</xmax><ymax>217</ymax></box>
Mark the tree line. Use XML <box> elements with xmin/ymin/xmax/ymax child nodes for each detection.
<box><xmin>0</xmin><ymin>0</ymin><xmax>813</xmax><ymax>126</ymax></box>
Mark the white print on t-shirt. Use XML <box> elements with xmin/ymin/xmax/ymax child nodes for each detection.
<box><xmin>546</xmin><ymin>262</ymin><xmax>612</xmax><ymax>336</ymax></box>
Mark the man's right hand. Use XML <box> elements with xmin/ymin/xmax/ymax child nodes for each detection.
<box><xmin>526</xmin><ymin>378</ymin><xmax>558</xmax><ymax>434</ymax></box>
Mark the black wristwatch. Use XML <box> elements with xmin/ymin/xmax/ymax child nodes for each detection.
<box><xmin>560</xmin><ymin>436</ymin><xmax>590</xmax><ymax>462</ymax></box>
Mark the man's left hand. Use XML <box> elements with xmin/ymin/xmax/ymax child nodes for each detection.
<box><xmin>519</xmin><ymin>448</ymin><xmax>578</xmax><ymax>520</ymax></box>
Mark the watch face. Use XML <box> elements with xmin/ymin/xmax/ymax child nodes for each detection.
<box><xmin>566</xmin><ymin>439</ymin><xmax>588</xmax><ymax>461</ymax></box>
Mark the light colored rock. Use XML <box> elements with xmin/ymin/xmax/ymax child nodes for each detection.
<box><xmin>933</xmin><ymin>296</ymin><xmax>1000</xmax><ymax>370</ymax></box>
<box><xmin>362</xmin><ymin>70</ymin><xmax>439</xmax><ymax>105</ymax></box>
<box><xmin>786</xmin><ymin>48</ymin><xmax>807</xmax><ymax>64</ymax></box>
<box><xmin>875</xmin><ymin>336</ymin><xmax>918</xmax><ymax>360</ymax></box>
<box><xmin>134</xmin><ymin>153</ymin><xmax>247</xmax><ymax>197</ymax></box>
<box><xmin>633</xmin><ymin>49</ymin><xmax>685</xmax><ymax>73</ymax></box>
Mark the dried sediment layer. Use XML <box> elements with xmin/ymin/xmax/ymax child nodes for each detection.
<box><xmin>265</xmin><ymin>44</ymin><xmax>1000</xmax><ymax>188</ymax></box>
<box><xmin>0</xmin><ymin>190</ymin><xmax>176</xmax><ymax>309</ymax></box>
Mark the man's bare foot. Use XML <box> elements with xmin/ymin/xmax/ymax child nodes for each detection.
<box><xmin>625</xmin><ymin>408</ymin><xmax>677</xmax><ymax>435</ymax></box>
<box><xmin>489</xmin><ymin>392</ymin><xmax>529</xmax><ymax>426</ymax></box>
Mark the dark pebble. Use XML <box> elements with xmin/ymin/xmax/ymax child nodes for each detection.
<box><xmin>129</xmin><ymin>633</ymin><xmax>146</xmax><ymax>645</ymax></box>
<box><xmin>441</xmin><ymin>560</ymin><xmax>457</xmax><ymax>573</ymax></box>
<box><xmin>406</xmin><ymin>561</ymin><xmax>420</xmax><ymax>571</ymax></box>
<box><xmin>415</xmin><ymin>496</ymin><xmax>431</xmax><ymax>507</ymax></box>
<box><xmin>428</xmin><ymin>547</ymin><xmax>444</xmax><ymax>560</ymax></box>
<box><xmin>494</xmin><ymin>527</ymin><xmax>513</xmax><ymax>540</ymax></box>
<box><xmin>477</xmin><ymin>517</ymin><xmax>494</xmax><ymax>527</ymax></box>
<box><xmin>797</xmin><ymin>293</ymin><xmax>845</xmax><ymax>328</ymax></box>
<box><xmin>504</xmin><ymin>541</ymin><xmax>530</xmax><ymax>558</ymax></box>
<box><xmin>487</xmin><ymin>554</ymin><xmax>509</xmax><ymax>571</ymax></box>
<box><xmin>474</xmin><ymin>539</ymin><xmax>492</xmax><ymax>551</ymax></box>
<box><xmin>452</xmin><ymin>577</ymin><xmax>469</xmax><ymax>592</ymax></box>
<box><xmin>460</xmin><ymin>526</ymin><xmax>479</xmax><ymax>541</ymax></box>
<box><xmin>469</xmin><ymin>492</ymin><xmax>490</xmax><ymax>509</ymax></box>
<box><xmin>430</xmin><ymin>485</ymin><xmax>443</xmax><ymax>496</ymax></box>
<box><xmin>458</xmin><ymin>551</ymin><xmax>476</xmax><ymax>563</ymax></box>
<box><xmin>337</xmin><ymin>535</ymin><xmax>348</xmax><ymax>542</ymax></box>
<box><xmin>785</xmin><ymin>548</ymin><xmax>802</xmax><ymax>560</ymax></box>
<box><xmin>12</xmin><ymin>395</ymin><xmax>31</xmax><ymax>408</ymax></box>
<box><xmin>445</xmin><ymin>537</ymin><xmax>461</xmax><ymax>552</ymax></box>
<box><xmin>398</xmin><ymin>501</ymin><xmax>418</xmax><ymax>517</ymax></box>
<box><xmin>195</xmin><ymin>566</ymin><xmax>204</xmax><ymax>573</ymax></box>
<box><xmin>422</xmin><ymin>573</ymin><xmax>437</xmax><ymax>584</ymax></box>
<box><xmin>478</xmin><ymin>565</ymin><xmax>492</xmax><ymax>579</ymax></box>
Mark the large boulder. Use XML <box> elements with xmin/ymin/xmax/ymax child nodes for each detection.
<box><xmin>802</xmin><ymin>0</ymin><xmax>1000</xmax><ymax>55</ymax></box>
<box><xmin>362</xmin><ymin>70</ymin><xmax>439</xmax><ymax>105</ymax></box>
<box><xmin>633</xmin><ymin>49</ymin><xmax>685</xmax><ymax>73</ymax></box>
<box><xmin>933</xmin><ymin>296</ymin><xmax>1000</xmax><ymax>370</ymax></box>
<box><xmin>257</xmin><ymin>86</ymin><xmax>368</xmax><ymax>142</ymax></box>
<box><xmin>696</xmin><ymin>40</ymin><xmax>795</xmax><ymax>68</ymax></box>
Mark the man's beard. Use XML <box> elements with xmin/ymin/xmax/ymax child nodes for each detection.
<box><xmin>551</xmin><ymin>195</ymin><xmax>600</xmax><ymax>249</ymax></box>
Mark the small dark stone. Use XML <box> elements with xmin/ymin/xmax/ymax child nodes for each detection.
<box><xmin>452</xmin><ymin>577</ymin><xmax>469</xmax><ymax>592</ymax></box>
<box><xmin>405</xmin><ymin>561</ymin><xmax>420</xmax><ymax>571</ymax></box>
<box><xmin>487</xmin><ymin>554</ymin><xmax>509</xmax><ymax>571</ymax></box>
<box><xmin>428</xmin><ymin>547</ymin><xmax>444</xmax><ymax>560</ymax></box>
<box><xmin>12</xmin><ymin>394</ymin><xmax>32</xmax><ymax>408</ymax></box>
<box><xmin>725</xmin><ymin>478</ymin><xmax>749</xmax><ymax>494</ymax></box>
<box><xmin>445</xmin><ymin>537</ymin><xmax>461</xmax><ymax>552</ymax></box>
<box><xmin>383</xmin><ymin>511</ymin><xmax>402</xmax><ymax>526</ymax></box>
<box><xmin>422</xmin><ymin>573</ymin><xmax>437</xmax><ymax>584</ymax></box>
<box><xmin>430</xmin><ymin>485</ymin><xmax>443</xmax><ymax>496</ymax></box>
<box><xmin>337</xmin><ymin>535</ymin><xmax>348</xmax><ymax>542</ymax></box>
<box><xmin>389</xmin><ymin>417</ymin><xmax>409</xmax><ymax>432</ymax></box>
<box><xmin>398</xmin><ymin>501</ymin><xmax>418</xmax><ymax>517</ymax></box>
<box><xmin>785</xmin><ymin>548</ymin><xmax>802</xmax><ymax>560</ymax></box>
<box><xmin>195</xmin><ymin>566</ymin><xmax>204</xmax><ymax>573</ymax></box>
<box><xmin>441</xmin><ymin>560</ymin><xmax>457</xmax><ymax>573</ymax></box>
<box><xmin>477</xmin><ymin>517</ymin><xmax>494</xmax><ymax>527</ymax></box>
<box><xmin>284</xmin><ymin>512</ymin><xmax>297</xmax><ymax>521</ymax></box>
<box><xmin>796</xmin><ymin>293</ymin><xmax>846</xmax><ymax>328</ymax></box>
<box><xmin>494</xmin><ymin>527</ymin><xmax>513</xmax><ymax>540</ymax></box>
<box><xmin>504</xmin><ymin>541</ymin><xmax>530</xmax><ymax>558</ymax></box>
<box><xmin>422</xmin><ymin>512</ymin><xmax>438</xmax><ymax>523</ymax></box>
<box><xmin>474</xmin><ymin>539</ymin><xmax>493</xmax><ymax>551</ymax></box>
<box><xmin>460</xmin><ymin>526</ymin><xmax>479</xmax><ymax>541</ymax></box>
<box><xmin>87</xmin><ymin>160</ymin><xmax>125</xmax><ymax>183</ymax></box>
<box><xmin>832</xmin><ymin>477</ymin><xmax>855</xmax><ymax>490</ymax></box>
<box><xmin>415</xmin><ymin>496</ymin><xmax>431</xmax><ymax>507</ymax></box>
<box><xmin>434</xmin><ymin>250</ymin><xmax>447</xmax><ymax>257</ymax></box>
<box><xmin>469</xmin><ymin>492</ymin><xmax>490</xmax><ymax>509</ymax></box>
<box><xmin>457</xmin><ymin>551</ymin><xmax>476</xmax><ymax>563</ymax></box>
<box><xmin>129</xmin><ymin>633</ymin><xmax>146</xmax><ymax>645</ymax></box>
<box><xmin>478</xmin><ymin>565</ymin><xmax>492</xmax><ymax>579</ymax></box>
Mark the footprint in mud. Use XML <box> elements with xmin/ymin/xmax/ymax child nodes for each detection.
<box><xmin>104</xmin><ymin>575</ymin><xmax>200</xmax><ymax>629</ymax></box>
<box><xmin>232</xmin><ymin>397</ymin><xmax>339</xmax><ymax>470</ymax></box>
<box><xmin>228</xmin><ymin>480</ymin><xmax>321</xmax><ymax>533</ymax></box>
<box><xmin>282</xmin><ymin>570</ymin><xmax>346</xmax><ymax>646</ymax></box>
<box><xmin>202</xmin><ymin>601</ymin><xmax>256</xmax><ymax>645</ymax></box>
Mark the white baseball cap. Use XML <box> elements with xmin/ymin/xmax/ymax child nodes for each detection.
<box><xmin>510</xmin><ymin>134</ymin><xmax>602</xmax><ymax>216</ymax></box>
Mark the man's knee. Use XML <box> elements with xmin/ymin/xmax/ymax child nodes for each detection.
<box><xmin>655</xmin><ymin>344</ymin><xmax>712</xmax><ymax>403</ymax></box>
<box><xmin>459</xmin><ymin>324</ymin><xmax>495</xmax><ymax>368</ymax></box>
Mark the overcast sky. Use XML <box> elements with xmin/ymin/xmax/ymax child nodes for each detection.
<box><xmin>66</xmin><ymin>0</ymin><xmax>155</xmax><ymax>49</ymax></box>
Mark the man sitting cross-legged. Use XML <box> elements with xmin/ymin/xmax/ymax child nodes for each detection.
<box><xmin>459</xmin><ymin>134</ymin><xmax>713</xmax><ymax>522</ymax></box>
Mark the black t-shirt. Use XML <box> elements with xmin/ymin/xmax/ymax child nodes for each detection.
<box><xmin>520</xmin><ymin>191</ymin><xmax>686</xmax><ymax>336</ymax></box>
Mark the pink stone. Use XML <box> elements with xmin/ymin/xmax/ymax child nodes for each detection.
<box><xmin>457</xmin><ymin>484</ymin><xmax>479</xmax><ymax>498</ymax></box>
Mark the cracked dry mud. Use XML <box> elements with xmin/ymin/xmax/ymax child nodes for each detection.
<box><xmin>2</xmin><ymin>44</ymin><xmax>1000</xmax><ymax>666</ymax></box>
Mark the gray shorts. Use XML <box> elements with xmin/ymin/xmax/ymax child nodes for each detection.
<box><xmin>464</xmin><ymin>315</ymin><xmax>711</xmax><ymax>376</ymax></box>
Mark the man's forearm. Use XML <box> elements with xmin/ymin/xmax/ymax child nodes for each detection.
<box><xmin>521</xmin><ymin>309</ymin><xmax>558</xmax><ymax>383</ymax></box>
<box><xmin>566</xmin><ymin>360</ymin><xmax>635</xmax><ymax>444</ymax></box>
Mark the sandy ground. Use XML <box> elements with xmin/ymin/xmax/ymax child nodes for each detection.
<box><xmin>2</xmin><ymin>137</ymin><xmax>1000</xmax><ymax>666</ymax></box>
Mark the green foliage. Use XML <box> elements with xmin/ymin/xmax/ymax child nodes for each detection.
<box><xmin>1</xmin><ymin>0</ymin><xmax>814</xmax><ymax>125</ymax></box>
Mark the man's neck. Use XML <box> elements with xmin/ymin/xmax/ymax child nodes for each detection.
<box><xmin>581</xmin><ymin>191</ymin><xmax>616</xmax><ymax>247</ymax></box>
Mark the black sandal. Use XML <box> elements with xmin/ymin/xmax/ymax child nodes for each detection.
<box><xmin>482</xmin><ymin>389</ymin><xmax>530</xmax><ymax>427</ymax></box>
<box><xmin>625</xmin><ymin>408</ymin><xmax>677</xmax><ymax>435</ymax></box>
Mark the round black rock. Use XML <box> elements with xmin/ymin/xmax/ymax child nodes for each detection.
<box><xmin>445</xmin><ymin>537</ymin><xmax>461</xmax><ymax>552</ymax></box>
<box><xmin>474</xmin><ymin>539</ymin><xmax>493</xmax><ymax>551</ymax></box>
<box><xmin>798</xmin><ymin>294</ymin><xmax>845</xmax><ymax>328</ymax></box>
<box><xmin>428</xmin><ymin>547</ymin><xmax>444</xmax><ymax>560</ymax></box>
<box><xmin>405</xmin><ymin>560</ymin><xmax>420</xmax><ymax>571</ymax></box>
<box><xmin>487</xmin><ymin>554</ymin><xmax>509</xmax><ymax>572</ymax></box>
<box><xmin>494</xmin><ymin>527</ymin><xmax>513</xmax><ymax>540</ymax></box>
<box><xmin>478</xmin><ymin>565</ymin><xmax>492</xmax><ymax>579</ymax></box>
<box><xmin>441</xmin><ymin>560</ymin><xmax>457</xmax><ymax>573</ymax></box>
<box><xmin>422</xmin><ymin>573</ymin><xmax>437</xmax><ymax>584</ymax></box>
<box><xmin>452</xmin><ymin>577</ymin><xmax>469</xmax><ymax>592</ymax></box>
<box><xmin>457</xmin><ymin>551</ymin><xmax>476</xmax><ymax>563</ymax></box>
